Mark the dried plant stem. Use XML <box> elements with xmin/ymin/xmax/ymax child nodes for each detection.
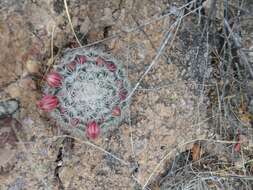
<box><xmin>126</xmin><ymin>18</ymin><xmax>180</xmax><ymax>101</ymax></box>
<box><xmin>224</xmin><ymin>19</ymin><xmax>253</xmax><ymax>78</ymax></box>
<box><xmin>142</xmin><ymin>137</ymin><xmax>243</xmax><ymax>189</ymax></box>
<box><xmin>64</xmin><ymin>0</ymin><xmax>82</xmax><ymax>47</ymax></box>
<box><xmin>126</xmin><ymin>4</ymin><xmax>203</xmax><ymax>102</ymax></box>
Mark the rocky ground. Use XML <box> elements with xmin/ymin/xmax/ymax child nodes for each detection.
<box><xmin>0</xmin><ymin>0</ymin><xmax>252</xmax><ymax>190</ymax></box>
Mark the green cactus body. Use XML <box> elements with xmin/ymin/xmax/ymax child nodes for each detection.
<box><xmin>41</xmin><ymin>48</ymin><xmax>130</xmax><ymax>137</ymax></box>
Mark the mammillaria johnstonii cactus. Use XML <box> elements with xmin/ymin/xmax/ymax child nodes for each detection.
<box><xmin>37</xmin><ymin>48</ymin><xmax>130</xmax><ymax>139</ymax></box>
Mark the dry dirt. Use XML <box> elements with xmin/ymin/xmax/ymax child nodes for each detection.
<box><xmin>0</xmin><ymin>0</ymin><xmax>252</xmax><ymax>190</ymax></box>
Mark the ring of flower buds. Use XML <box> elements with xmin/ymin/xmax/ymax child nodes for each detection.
<box><xmin>38</xmin><ymin>48</ymin><xmax>130</xmax><ymax>139</ymax></box>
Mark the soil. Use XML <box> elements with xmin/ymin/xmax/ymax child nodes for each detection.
<box><xmin>0</xmin><ymin>0</ymin><xmax>252</xmax><ymax>190</ymax></box>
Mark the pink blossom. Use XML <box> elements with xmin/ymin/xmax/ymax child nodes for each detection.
<box><xmin>106</xmin><ymin>61</ymin><xmax>117</xmax><ymax>72</ymax></box>
<box><xmin>116</xmin><ymin>80</ymin><xmax>124</xmax><ymax>88</ymax></box>
<box><xmin>234</xmin><ymin>143</ymin><xmax>241</xmax><ymax>152</ymax></box>
<box><xmin>112</xmin><ymin>106</ymin><xmax>121</xmax><ymax>116</ymax></box>
<box><xmin>119</xmin><ymin>88</ymin><xmax>128</xmax><ymax>101</ymax></box>
<box><xmin>234</xmin><ymin>130</ymin><xmax>241</xmax><ymax>152</ymax></box>
<box><xmin>86</xmin><ymin>121</ymin><xmax>100</xmax><ymax>139</ymax></box>
<box><xmin>96</xmin><ymin>57</ymin><xmax>106</xmax><ymax>66</ymax></box>
<box><xmin>37</xmin><ymin>95</ymin><xmax>59</xmax><ymax>112</ymax></box>
<box><xmin>59</xmin><ymin>106</ymin><xmax>66</xmax><ymax>114</ymax></box>
<box><xmin>67</xmin><ymin>62</ymin><xmax>76</xmax><ymax>72</ymax></box>
<box><xmin>76</xmin><ymin>55</ymin><xmax>87</xmax><ymax>64</ymax></box>
<box><xmin>46</xmin><ymin>72</ymin><xmax>62</xmax><ymax>87</ymax></box>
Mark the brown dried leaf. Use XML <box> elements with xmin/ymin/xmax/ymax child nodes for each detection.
<box><xmin>191</xmin><ymin>143</ymin><xmax>202</xmax><ymax>161</ymax></box>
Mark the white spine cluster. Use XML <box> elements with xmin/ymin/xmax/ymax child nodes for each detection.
<box><xmin>43</xmin><ymin>48</ymin><xmax>130</xmax><ymax>133</ymax></box>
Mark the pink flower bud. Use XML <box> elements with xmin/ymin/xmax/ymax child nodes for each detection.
<box><xmin>60</xmin><ymin>107</ymin><xmax>67</xmax><ymax>114</ymax></box>
<box><xmin>119</xmin><ymin>88</ymin><xmax>128</xmax><ymax>101</ymax></box>
<box><xmin>116</xmin><ymin>80</ymin><xmax>124</xmax><ymax>88</ymax></box>
<box><xmin>96</xmin><ymin>57</ymin><xmax>106</xmax><ymax>66</ymax></box>
<box><xmin>234</xmin><ymin>131</ymin><xmax>241</xmax><ymax>152</ymax></box>
<box><xmin>37</xmin><ymin>95</ymin><xmax>59</xmax><ymax>112</ymax></box>
<box><xmin>46</xmin><ymin>72</ymin><xmax>62</xmax><ymax>87</ymax></box>
<box><xmin>112</xmin><ymin>106</ymin><xmax>121</xmax><ymax>116</ymax></box>
<box><xmin>67</xmin><ymin>62</ymin><xmax>76</xmax><ymax>72</ymax></box>
<box><xmin>70</xmin><ymin>118</ymin><xmax>79</xmax><ymax>126</ymax></box>
<box><xmin>86</xmin><ymin>121</ymin><xmax>100</xmax><ymax>139</ymax></box>
<box><xmin>76</xmin><ymin>55</ymin><xmax>87</xmax><ymax>64</ymax></box>
<box><xmin>234</xmin><ymin>143</ymin><xmax>241</xmax><ymax>152</ymax></box>
<box><xmin>106</xmin><ymin>61</ymin><xmax>117</xmax><ymax>72</ymax></box>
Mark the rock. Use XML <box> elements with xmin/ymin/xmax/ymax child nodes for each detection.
<box><xmin>19</xmin><ymin>77</ymin><xmax>37</xmax><ymax>90</ymax></box>
<box><xmin>0</xmin><ymin>117</ymin><xmax>22</xmax><ymax>147</ymax></box>
<box><xmin>5</xmin><ymin>84</ymin><xmax>21</xmax><ymax>98</ymax></box>
<box><xmin>100</xmin><ymin>8</ymin><xmax>114</xmax><ymax>27</ymax></box>
<box><xmin>0</xmin><ymin>13</ymin><xmax>28</xmax><ymax>87</ymax></box>
<box><xmin>80</xmin><ymin>17</ymin><xmax>91</xmax><ymax>35</ymax></box>
<box><xmin>0</xmin><ymin>99</ymin><xmax>19</xmax><ymax>118</ymax></box>
<box><xmin>0</xmin><ymin>118</ymin><xmax>22</xmax><ymax>175</ymax></box>
<box><xmin>26</xmin><ymin>60</ymin><xmax>40</xmax><ymax>74</ymax></box>
<box><xmin>7</xmin><ymin>177</ymin><xmax>26</xmax><ymax>190</ymax></box>
<box><xmin>58</xmin><ymin>166</ymin><xmax>75</xmax><ymax>188</ymax></box>
<box><xmin>0</xmin><ymin>148</ymin><xmax>16</xmax><ymax>170</ymax></box>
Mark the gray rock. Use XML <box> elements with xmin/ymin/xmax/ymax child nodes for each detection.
<box><xmin>0</xmin><ymin>99</ymin><xmax>19</xmax><ymax>118</ymax></box>
<box><xmin>8</xmin><ymin>178</ymin><xmax>25</xmax><ymax>190</ymax></box>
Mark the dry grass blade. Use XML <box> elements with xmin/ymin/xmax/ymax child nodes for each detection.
<box><xmin>63</xmin><ymin>0</ymin><xmax>82</xmax><ymax>47</ymax></box>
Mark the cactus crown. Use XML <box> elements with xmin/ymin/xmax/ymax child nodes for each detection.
<box><xmin>43</xmin><ymin>48</ymin><xmax>130</xmax><ymax>135</ymax></box>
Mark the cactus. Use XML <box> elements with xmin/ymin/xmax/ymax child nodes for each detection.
<box><xmin>39</xmin><ymin>48</ymin><xmax>130</xmax><ymax>139</ymax></box>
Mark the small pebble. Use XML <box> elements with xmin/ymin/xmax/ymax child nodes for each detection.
<box><xmin>26</xmin><ymin>60</ymin><xmax>40</xmax><ymax>74</ymax></box>
<box><xmin>6</xmin><ymin>84</ymin><xmax>21</xmax><ymax>98</ymax></box>
<box><xmin>19</xmin><ymin>77</ymin><xmax>37</xmax><ymax>90</ymax></box>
